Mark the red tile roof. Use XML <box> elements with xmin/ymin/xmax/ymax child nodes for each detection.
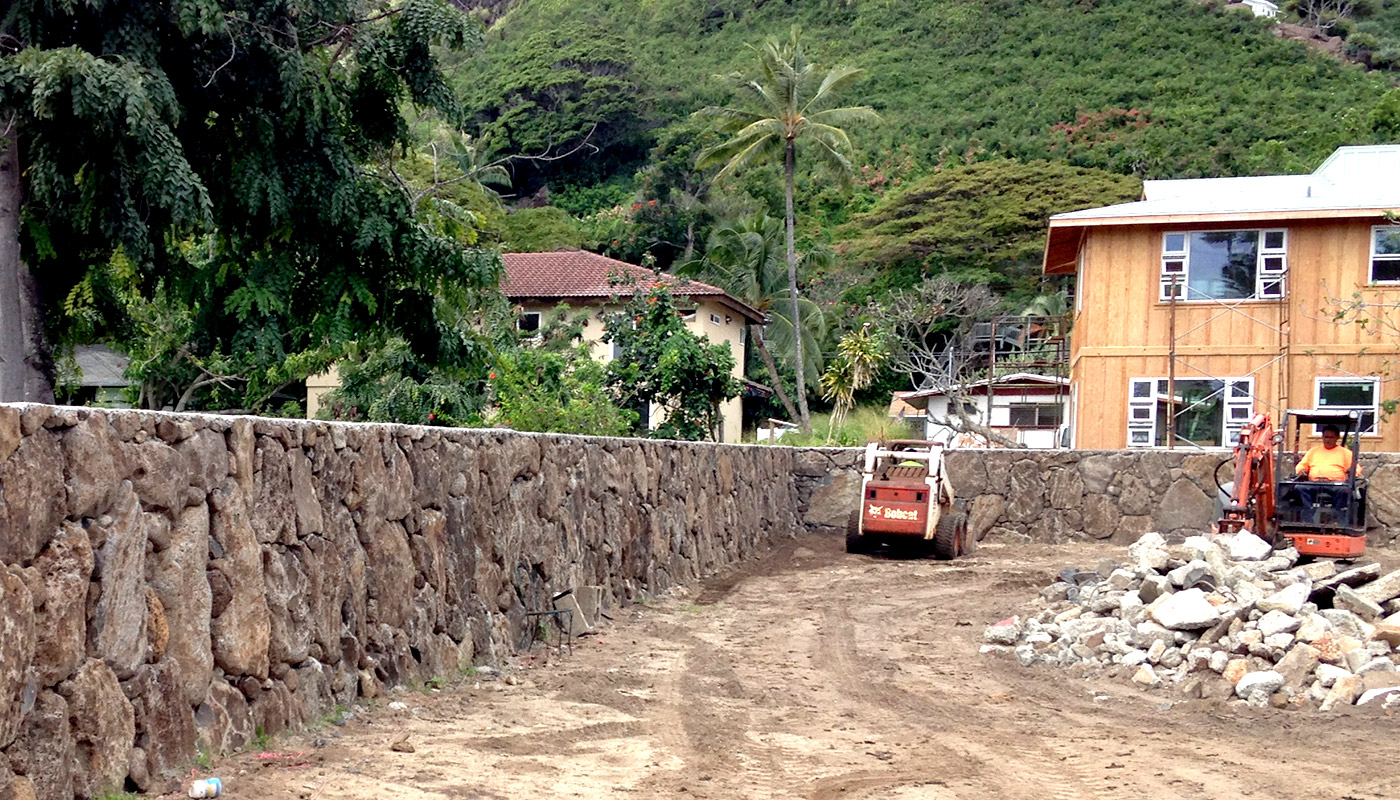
<box><xmin>501</xmin><ymin>250</ymin><xmax>763</xmax><ymax>322</ymax></box>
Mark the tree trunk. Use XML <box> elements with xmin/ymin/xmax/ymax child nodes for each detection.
<box><xmin>752</xmin><ymin>326</ymin><xmax>800</xmax><ymax>424</ymax></box>
<box><xmin>784</xmin><ymin>138</ymin><xmax>810</xmax><ymax>433</ymax></box>
<box><xmin>0</xmin><ymin>133</ymin><xmax>54</xmax><ymax>403</ymax></box>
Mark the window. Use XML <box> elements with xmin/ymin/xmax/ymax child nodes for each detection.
<box><xmin>1315</xmin><ymin>378</ymin><xmax>1378</xmax><ymax>434</ymax></box>
<box><xmin>1008</xmin><ymin>404</ymin><xmax>1064</xmax><ymax>428</ymax></box>
<box><xmin>1159</xmin><ymin>230</ymin><xmax>1286</xmax><ymax>301</ymax></box>
<box><xmin>517</xmin><ymin>312</ymin><xmax>541</xmax><ymax>334</ymax></box>
<box><xmin>1127</xmin><ymin>377</ymin><xmax>1254</xmax><ymax>448</ymax></box>
<box><xmin>709</xmin><ymin>313</ymin><xmax>722</xmax><ymax>324</ymax></box>
<box><xmin>1371</xmin><ymin>227</ymin><xmax>1400</xmax><ymax>284</ymax></box>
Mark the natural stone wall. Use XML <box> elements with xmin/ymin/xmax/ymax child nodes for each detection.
<box><xmin>0</xmin><ymin>404</ymin><xmax>803</xmax><ymax>798</ymax></box>
<box><xmin>800</xmin><ymin>447</ymin><xmax>1400</xmax><ymax>548</ymax></box>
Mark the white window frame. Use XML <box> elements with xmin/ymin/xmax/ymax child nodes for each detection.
<box><xmin>1313</xmin><ymin>376</ymin><xmax>1380</xmax><ymax>436</ymax></box>
<box><xmin>1008</xmin><ymin>403</ymin><xmax>1064</xmax><ymax>429</ymax></box>
<box><xmin>709</xmin><ymin>312</ymin><xmax>722</xmax><ymax>324</ymax></box>
<box><xmin>1127</xmin><ymin>376</ymin><xmax>1255</xmax><ymax>448</ymax></box>
<box><xmin>517</xmin><ymin>311</ymin><xmax>542</xmax><ymax>334</ymax></box>
<box><xmin>1370</xmin><ymin>226</ymin><xmax>1400</xmax><ymax>285</ymax></box>
<box><xmin>1074</xmin><ymin>248</ymin><xmax>1085</xmax><ymax>315</ymax></box>
<box><xmin>1159</xmin><ymin>229</ymin><xmax>1287</xmax><ymax>302</ymax></box>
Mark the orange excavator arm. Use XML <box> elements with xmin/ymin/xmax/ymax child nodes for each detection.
<box><xmin>1216</xmin><ymin>413</ymin><xmax>1276</xmax><ymax>537</ymax></box>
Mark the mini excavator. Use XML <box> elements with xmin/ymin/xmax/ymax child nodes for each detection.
<box><xmin>1216</xmin><ymin>409</ymin><xmax>1369</xmax><ymax>558</ymax></box>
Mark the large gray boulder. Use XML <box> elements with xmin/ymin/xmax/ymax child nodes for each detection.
<box><xmin>58</xmin><ymin>659</ymin><xmax>134</xmax><ymax>799</ymax></box>
<box><xmin>87</xmin><ymin>481</ymin><xmax>149</xmax><ymax>679</ymax></box>
<box><xmin>0</xmin><ymin>568</ymin><xmax>36</xmax><ymax>750</ymax></box>
<box><xmin>30</xmin><ymin>522</ymin><xmax>93</xmax><ymax>686</ymax></box>
<box><xmin>148</xmin><ymin>504</ymin><xmax>213</xmax><ymax>704</ymax></box>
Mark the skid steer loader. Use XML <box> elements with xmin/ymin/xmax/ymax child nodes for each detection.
<box><xmin>846</xmin><ymin>440</ymin><xmax>970</xmax><ymax>559</ymax></box>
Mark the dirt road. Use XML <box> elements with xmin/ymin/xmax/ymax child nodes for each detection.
<box><xmin>221</xmin><ymin>536</ymin><xmax>1399</xmax><ymax>800</ymax></box>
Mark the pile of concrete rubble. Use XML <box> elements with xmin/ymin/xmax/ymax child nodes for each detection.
<box><xmin>983</xmin><ymin>531</ymin><xmax>1400</xmax><ymax>710</ymax></box>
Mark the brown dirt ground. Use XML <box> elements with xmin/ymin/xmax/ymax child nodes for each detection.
<box><xmin>209</xmin><ymin>536</ymin><xmax>1399</xmax><ymax>800</ymax></box>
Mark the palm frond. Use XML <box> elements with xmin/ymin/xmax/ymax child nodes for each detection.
<box><xmin>806</xmin><ymin>106</ymin><xmax>882</xmax><ymax>128</ymax></box>
<box><xmin>693</xmin><ymin>105</ymin><xmax>767</xmax><ymax>130</ymax></box>
<box><xmin>801</xmin><ymin>121</ymin><xmax>854</xmax><ymax>151</ymax></box>
<box><xmin>805</xmin><ymin>65</ymin><xmax>867</xmax><ymax>111</ymax></box>
<box><xmin>707</xmin><ymin>133</ymin><xmax>782</xmax><ymax>180</ymax></box>
<box><xmin>811</xmin><ymin>137</ymin><xmax>856</xmax><ymax>179</ymax></box>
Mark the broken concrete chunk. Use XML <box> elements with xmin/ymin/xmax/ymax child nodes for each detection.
<box><xmin>1234</xmin><ymin>670</ymin><xmax>1286</xmax><ymax>699</ymax></box>
<box><xmin>1354</xmin><ymin>569</ymin><xmax>1400</xmax><ymax>606</ymax></box>
<box><xmin>1168</xmin><ymin>560</ymin><xmax>1214</xmax><ymax>589</ymax></box>
<box><xmin>1356</xmin><ymin>686</ymin><xmax>1400</xmax><ymax>706</ymax></box>
<box><xmin>1223</xmin><ymin>532</ymin><xmax>1272</xmax><ymax>562</ymax></box>
<box><xmin>1131</xmin><ymin>664</ymin><xmax>1160</xmax><ymax>687</ymax></box>
<box><xmin>1295</xmin><ymin>613</ymin><xmax>1331</xmax><ymax>643</ymax></box>
<box><xmin>1151</xmin><ymin>588</ymin><xmax>1221</xmax><ymax>630</ymax></box>
<box><xmin>983</xmin><ymin>617</ymin><xmax>1021</xmax><ymax>646</ymax></box>
<box><xmin>1258</xmin><ymin>582</ymin><xmax>1310</xmax><ymax>616</ymax></box>
<box><xmin>1334</xmin><ymin>584</ymin><xmax>1384</xmax><ymax>621</ymax></box>
<box><xmin>1275</xmin><ymin>643</ymin><xmax>1320</xmax><ymax>688</ymax></box>
<box><xmin>1258</xmin><ymin>610</ymin><xmax>1302</xmax><ymax>638</ymax></box>
<box><xmin>1320</xmin><ymin>674</ymin><xmax>1359</xmax><ymax>710</ymax></box>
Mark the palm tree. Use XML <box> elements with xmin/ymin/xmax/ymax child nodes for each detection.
<box><xmin>694</xmin><ymin>29</ymin><xmax>878</xmax><ymax>432</ymax></box>
<box><xmin>820</xmin><ymin>324</ymin><xmax>886</xmax><ymax>442</ymax></box>
<box><xmin>676</xmin><ymin>213</ymin><xmax>826</xmax><ymax>424</ymax></box>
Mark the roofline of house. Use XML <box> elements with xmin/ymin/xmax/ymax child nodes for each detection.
<box><xmin>1042</xmin><ymin>206</ymin><xmax>1399</xmax><ymax>274</ymax></box>
<box><xmin>904</xmin><ymin>373</ymin><xmax>1069</xmax><ymax>400</ymax></box>
<box><xmin>505</xmin><ymin>289</ymin><xmax>765</xmax><ymax>324</ymax></box>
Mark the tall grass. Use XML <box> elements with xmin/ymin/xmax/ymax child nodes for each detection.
<box><xmin>765</xmin><ymin>405</ymin><xmax>920</xmax><ymax>447</ymax></box>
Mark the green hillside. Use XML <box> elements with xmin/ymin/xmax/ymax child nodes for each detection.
<box><xmin>454</xmin><ymin>0</ymin><xmax>1398</xmax><ymax>300</ymax></box>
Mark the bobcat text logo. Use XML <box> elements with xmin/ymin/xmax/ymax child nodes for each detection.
<box><xmin>867</xmin><ymin>504</ymin><xmax>918</xmax><ymax>521</ymax></box>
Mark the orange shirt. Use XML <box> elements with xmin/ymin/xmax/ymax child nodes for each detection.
<box><xmin>1296</xmin><ymin>444</ymin><xmax>1357</xmax><ymax>482</ymax></box>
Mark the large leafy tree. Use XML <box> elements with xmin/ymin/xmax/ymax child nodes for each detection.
<box><xmin>695</xmin><ymin>28</ymin><xmax>878</xmax><ymax>433</ymax></box>
<box><xmin>603</xmin><ymin>285</ymin><xmax>739</xmax><ymax>442</ymax></box>
<box><xmin>676</xmin><ymin>212</ymin><xmax>825</xmax><ymax>425</ymax></box>
<box><xmin>0</xmin><ymin>0</ymin><xmax>499</xmax><ymax>408</ymax></box>
<box><xmin>463</xmin><ymin>22</ymin><xmax>647</xmax><ymax>195</ymax></box>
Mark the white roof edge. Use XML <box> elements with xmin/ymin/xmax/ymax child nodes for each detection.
<box><xmin>1052</xmin><ymin>145</ymin><xmax>1400</xmax><ymax>223</ymax></box>
<box><xmin>906</xmin><ymin>373</ymin><xmax>1069</xmax><ymax>398</ymax></box>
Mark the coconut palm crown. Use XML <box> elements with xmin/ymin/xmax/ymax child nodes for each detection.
<box><xmin>694</xmin><ymin>28</ymin><xmax>878</xmax><ymax>432</ymax></box>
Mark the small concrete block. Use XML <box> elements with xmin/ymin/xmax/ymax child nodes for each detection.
<box><xmin>575</xmin><ymin>585</ymin><xmax>605</xmax><ymax>628</ymax></box>
<box><xmin>552</xmin><ymin>593</ymin><xmax>593</xmax><ymax>638</ymax></box>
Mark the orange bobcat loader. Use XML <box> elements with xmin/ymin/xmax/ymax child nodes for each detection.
<box><xmin>846</xmin><ymin>440</ymin><xmax>970</xmax><ymax>559</ymax></box>
<box><xmin>1216</xmin><ymin>409</ymin><xmax>1369</xmax><ymax>558</ymax></box>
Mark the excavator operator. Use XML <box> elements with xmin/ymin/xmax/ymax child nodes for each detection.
<box><xmin>1290</xmin><ymin>425</ymin><xmax>1360</xmax><ymax>513</ymax></box>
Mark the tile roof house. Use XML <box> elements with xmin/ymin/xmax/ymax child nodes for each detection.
<box><xmin>1043</xmin><ymin>145</ymin><xmax>1400</xmax><ymax>450</ymax></box>
<box><xmin>501</xmin><ymin>250</ymin><xmax>764</xmax><ymax>443</ymax></box>
<box><xmin>501</xmin><ymin>250</ymin><xmax>762</xmax><ymax>321</ymax></box>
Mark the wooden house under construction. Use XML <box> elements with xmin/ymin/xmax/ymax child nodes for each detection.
<box><xmin>1043</xmin><ymin>145</ymin><xmax>1400</xmax><ymax>451</ymax></box>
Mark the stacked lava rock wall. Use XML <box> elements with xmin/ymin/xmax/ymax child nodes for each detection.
<box><xmin>0</xmin><ymin>405</ymin><xmax>800</xmax><ymax>798</ymax></box>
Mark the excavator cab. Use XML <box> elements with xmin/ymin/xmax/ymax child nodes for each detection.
<box><xmin>1274</xmin><ymin>409</ymin><xmax>1368</xmax><ymax>557</ymax></box>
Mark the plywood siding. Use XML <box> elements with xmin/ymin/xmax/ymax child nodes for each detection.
<box><xmin>1071</xmin><ymin>218</ymin><xmax>1400</xmax><ymax>450</ymax></box>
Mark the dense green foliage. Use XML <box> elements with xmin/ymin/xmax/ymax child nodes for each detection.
<box><xmin>1</xmin><ymin>0</ymin><xmax>501</xmax><ymax>410</ymax></box>
<box><xmin>1351</xmin><ymin>0</ymin><xmax>1400</xmax><ymax>71</ymax></box>
<box><xmin>838</xmin><ymin>159</ymin><xmax>1143</xmax><ymax>298</ymax></box>
<box><xmin>488</xmin><ymin>305</ymin><xmax>637</xmax><ymax>435</ymax></box>
<box><xmin>476</xmin><ymin>0</ymin><xmax>1394</xmax><ymax>184</ymax></box>
<box><xmin>603</xmin><ymin>286</ymin><xmax>740</xmax><ymax>440</ymax></box>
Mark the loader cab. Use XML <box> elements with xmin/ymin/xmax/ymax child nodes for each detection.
<box><xmin>1275</xmin><ymin>409</ymin><xmax>1368</xmax><ymax>556</ymax></box>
